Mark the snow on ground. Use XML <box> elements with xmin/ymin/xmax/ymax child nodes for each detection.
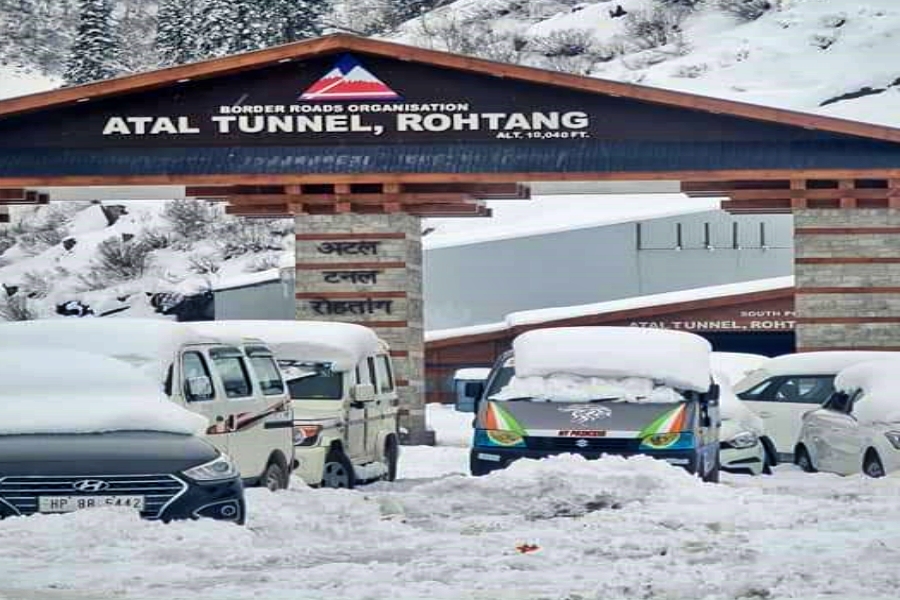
<box><xmin>0</xmin><ymin>66</ymin><xmax>57</xmax><ymax>101</ymax></box>
<box><xmin>2</xmin><ymin>403</ymin><xmax>900</xmax><ymax>599</ymax></box>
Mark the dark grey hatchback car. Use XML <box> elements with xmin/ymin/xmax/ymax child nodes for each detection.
<box><xmin>0</xmin><ymin>347</ymin><xmax>246</xmax><ymax>525</ymax></box>
<box><xmin>0</xmin><ymin>431</ymin><xmax>246</xmax><ymax>523</ymax></box>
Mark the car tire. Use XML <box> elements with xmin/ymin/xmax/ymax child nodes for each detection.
<box><xmin>795</xmin><ymin>445</ymin><xmax>817</xmax><ymax>473</ymax></box>
<box><xmin>760</xmin><ymin>436</ymin><xmax>778</xmax><ymax>475</ymax></box>
<box><xmin>863</xmin><ymin>450</ymin><xmax>886</xmax><ymax>478</ymax></box>
<box><xmin>382</xmin><ymin>439</ymin><xmax>399</xmax><ymax>482</ymax></box>
<box><xmin>703</xmin><ymin>452</ymin><xmax>721</xmax><ymax>483</ymax></box>
<box><xmin>322</xmin><ymin>447</ymin><xmax>355</xmax><ymax>489</ymax></box>
<box><xmin>262</xmin><ymin>460</ymin><xmax>289</xmax><ymax>491</ymax></box>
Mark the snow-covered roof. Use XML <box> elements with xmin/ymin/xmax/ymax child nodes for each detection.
<box><xmin>453</xmin><ymin>368</ymin><xmax>491</xmax><ymax>381</ymax></box>
<box><xmin>187</xmin><ymin>320</ymin><xmax>384</xmax><ymax>372</ymax></box>
<box><xmin>423</xmin><ymin>194</ymin><xmax>720</xmax><ymax>250</ymax></box>
<box><xmin>0</xmin><ymin>347</ymin><xmax>206</xmax><ymax>435</ymax></box>
<box><xmin>710</xmin><ymin>352</ymin><xmax>769</xmax><ymax>387</ymax></box>
<box><xmin>0</xmin><ymin>66</ymin><xmax>57</xmax><ymax>101</ymax></box>
<box><xmin>511</xmin><ymin>326</ymin><xmax>712</xmax><ymax>392</ymax></box>
<box><xmin>835</xmin><ymin>360</ymin><xmax>900</xmax><ymax>424</ymax></box>
<box><xmin>426</xmin><ymin>276</ymin><xmax>794</xmax><ymax>343</ymax></box>
<box><xmin>0</xmin><ymin>319</ymin><xmax>218</xmax><ymax>382</ymax></box>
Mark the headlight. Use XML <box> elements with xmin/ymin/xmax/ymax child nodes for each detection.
<box><xmin>640</xmin><ymin>432</ymin><xmax>694</xmax><ymax>451</ymax></box>
<box><xmin>727</xmin><ymin>431</ymin><xmax>759</xmax><ymax>450</ymax></box>
<box><xmin>474</xmin><ymin>429</ymin><xmax>525</xmax><ymax>448</ymax></box>
<box><xmin>183</xmin><ymin>454</ymin><xmax>239</xmax><ymax>481</ymax></box>
<box><xmin>294</xmin><ymin>424</ymin><xmax>323</xmax><ymax>446</ymax></box>
<box><xmin>885</xmin><ymin>431</ymin><xmax>900</xmax><ymax>450</ymax></box>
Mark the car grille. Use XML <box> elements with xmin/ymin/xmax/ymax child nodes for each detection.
<box><xmin>0</xmin><ymin>474</ymin><xmax>188</xmax><ymax>519</ymax></box>
<box><xmin>524</xmin><ymin>436</ymin><xmax>642</xmax><ymax>453</ymax></box>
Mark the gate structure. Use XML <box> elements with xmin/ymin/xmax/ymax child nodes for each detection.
<box><xmin>2</xmin><ymin>34</ymin><xmax>900</xmax><ymax>442</ymax></box>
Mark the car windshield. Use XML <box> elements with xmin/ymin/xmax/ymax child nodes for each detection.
<box><xmin>280</xmin><ymin>362</ymin><xmax>343</xmax><ymax>400</ymax></box>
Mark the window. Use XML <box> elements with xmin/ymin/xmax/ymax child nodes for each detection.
<box><xmin>182</xmin><ymin>352</ymin><xmax>214</xmax><ymax>402</ymax></box>
<box><xmin>486</xmin><ymin>366</ymin><xmax>514</xmax><ymax>398</ymax></box>
<box><xmin>210</xmin><ymin>347</ymin><xmax>253</xmax><ymax>399</ymax></box>
<box><xmin>736</xmin><ymin>379</ymin><xmax>774</xmax><ymax>400</ymax></box>
<box><xmin>772</xmin><ymin>376</ymin><xmax>835</xmax><ymax>405</ymax></box>
<box><xmin>245</xmin><ymin>346</ymin><xmax>284</xmax><ymax>396</ymax></box>
<box><xmin>356</xmin><ymin>360</ymin><xmax>373</xmax><ymax>386</ymax></box>
<box><xmin>375</xmin><ymin>356</ymin><xmax>395</xmax><ymax>393</ymax></box>
<box><xmin>286</xmin><ymin>369</ymin><xmax>343</xmax><ymax>400</ymax></box>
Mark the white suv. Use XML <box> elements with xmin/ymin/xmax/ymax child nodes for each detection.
<box><xmin>796</xmin><ymin>359</ymin><xmax>900</xmax><ymax>478</ymax></box>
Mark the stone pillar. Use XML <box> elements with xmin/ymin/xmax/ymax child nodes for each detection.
<box><xmin>294</xmin><ymin>213</ymin><xmax>434</xmax><ymax>445</ymax></box>
<box><xmin>795</xmin><ymin>208</ymin><xmax>900</xmax><ymax>350</ymax></box>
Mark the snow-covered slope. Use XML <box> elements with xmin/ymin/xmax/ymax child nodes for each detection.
<box><xmin>0</xmin><ymin>66</ymin><xmax>58</xmax><ymax>100</ymax></box>
<box><xmin>398</xmin><ymin>0</ymin><xmax>900</xmax><ymax>127</ymax></box>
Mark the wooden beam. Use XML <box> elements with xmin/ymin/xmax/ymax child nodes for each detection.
<box><xmin>0</xmin><ymin>189</ymin><xmax>25</xmax><ymax>201</ymax></box>
<box><xmin>227</xmin><ymin>192</ymin><xmax>476</xmax><ymax>205</ymax></box>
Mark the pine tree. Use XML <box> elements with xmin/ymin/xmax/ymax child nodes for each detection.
<box><xmin>195</xmin><ymin>0</ymin><xmax>236</xmax><ymax>58</ymax></box>
<box><xmin>391</xmin><ymin>0</ymin><xmax>435</xmax><ymax>24</ymax></box>
<box><xmin>63</xmin><ymin>0</ymin><xmax>119</xmax><ymax>85</ymax></box>
<box><xmin>260</xmin><ymin>0</ymin><xmax>326</xmax><ymax>46</ymax></box>
<box><xmin>228</xmin><ymin>0</ymin><xmax>266</xmax><ymax>54</ymax></box>
<box><xmin>156</xmin><ymin>0</ymin><xmax>202</xmax><ymax>66</ymax></box>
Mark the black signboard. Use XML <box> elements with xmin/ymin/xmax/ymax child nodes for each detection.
<box><xmin>0</xmin><ymin>52</ymin><xmax>842</xmax><ymax>149</ymax></box>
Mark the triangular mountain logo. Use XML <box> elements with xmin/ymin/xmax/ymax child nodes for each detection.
<box><xmin>300</xmin><ymin>55</ymin><xmax>402</xmax><ymax>102</ymax></box>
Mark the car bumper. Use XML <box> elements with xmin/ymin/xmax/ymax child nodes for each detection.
<box><xmin>720</xmin><ymin>443</ymin><xmax>765</xmax><ymax>475</ymax></box>
<box><xmin>293</xmin><ymin>446</ymin><xmax>328</xmax><ymax>486</ymax></box>
<box><xmin>471</xmin><ymin>446</ymin><xmax>700</xmax><ymax>475</ymax></box>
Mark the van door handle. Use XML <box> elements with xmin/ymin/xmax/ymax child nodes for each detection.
<box><xmin>758</xmin><ymin>411</ymin><xmax>773</xmax><ymax>418</ymax></box>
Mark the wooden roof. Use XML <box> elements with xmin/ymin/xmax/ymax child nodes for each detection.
<box><xmin>2</xmin><ymin>33</ymin><xmax>899</xmax><ymax>144</ymax></box>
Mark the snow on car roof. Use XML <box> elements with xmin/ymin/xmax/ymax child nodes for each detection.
<box><xmin>0</xmin><ymin>319</ymin><xmax>218</xmax><ymax>382</ymax></box>
<box><xmin>710</xmin><ymin>352</ymin><xmax>769</xmax><ymax>387</ymax></box>
<box><xmin>453</xmin><ymin>368</ymin><xmax>491</xmax><ymax>381</ymax></box>
<box><xmin>835</xmin><ymin>359</ymin><xmax>900</xmax><ymax>424</ymax></box>
<box><xmin>0</xmin><ymin>347</ymin><xmax>207</xmax><ymax>435</ymax></box>
<box><xmin>187</xmin><ymin>320</ymin><xmax>384</xmax><ymax>372</ymax></box>
<box><xmin>511</xmin><ymin>326</ymin><xmax>712</xmax><ymax>392</ymax></box>
<box><xmin>749</xmin><ymin>351</ymin><xmax>900</xmax><ymax>378</ymax></box>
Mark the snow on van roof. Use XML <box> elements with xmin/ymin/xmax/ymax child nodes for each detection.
<box><xmin>750</xmin><ymin>351</ymin><xmax>900</xmax><ymax>378</ymax></box>
<box><xmin>835</xmin><ymin>360</ymin><xmax>900</xmax><ymax>424</ymax></box>
<box><xmin>454</xmin><ymin>368</ymin><xmax>491</xmax><ymax>381</ymax></box>
<box><xmin>512</xmin><ymin>327</ymin><xmax>712</xmax><ymax>392</ymax></box>
<box><xmin>187</xmin><ymin>320</ymin><xmax>383</xmax><ymax>372</ymax></box>
<box><xmin>0</xmin><ymin>348</ymin><xmax>207</xmax><ymax>435</ymax></box>
<box><xmin>0</xmin><ymin>319</ymin><xmax>217</xmax><ymax>382</ymax></box>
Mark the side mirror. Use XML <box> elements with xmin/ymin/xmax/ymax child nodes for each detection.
<box><xmin>352</xmin><ymin>383</ymin><xmax>376</xmax><ymax>403</ymax></box>
<box><xmin>186</xmin><ymin>376</ymin><xmax>213</xmax><ymax>401</ymax></box>
<box><xmin>455</xmin><ymin>381</ymin><xmax>484</xmax><ymax>413</ymax></box>
<box><xmin>465</xmin><ymin>381</ymin><xmax>485</xmax><ymax>398</ymax></box>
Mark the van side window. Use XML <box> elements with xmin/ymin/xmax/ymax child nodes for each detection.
<box><xmin>182</xmin><ymin>352</ymin><xmax>214</xmax><ymax>402</ymax></box>
<box><xmin>356</xmin><ymin>360</ymin><xmax>373</xmax><ymax>386</ymax></box>
<box><xmin>376</xmin><ymin>355</ymin><xmax>394</xmax><ymax>393</ymax></box>
<box><xmin>245</xmin><ymin>346</ymin><xmax>285</xmax><ymax>396</ymax></box>
<box><xmin>210</xmin><ymin>347</ymin><xmax>253</xmax><ymax>399</ymax></box>
<box><xmin>368</xmin><ymin>357</ymin><xmax>377</xmax><ymax>388</ymax></box>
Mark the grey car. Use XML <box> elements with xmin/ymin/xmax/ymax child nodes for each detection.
<box><xmin>0</xmin><ymin>431</ymin><xmax>246</xmax><ymax>524</ymax></box>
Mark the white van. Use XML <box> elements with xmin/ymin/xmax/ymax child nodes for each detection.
<box><xmin>0</xmin><ymin>319</ymin><xmax>295</xmax><ymax>490</ymax></box>
<box><xmin>190</xmin><ymin>320</ymin><xmax>401</xmax><ymax>489</ymax></box>
<box><xmin>734</xmin><ymin>351</ymin><xmax>900</xmax><ymax>459</ymax></box>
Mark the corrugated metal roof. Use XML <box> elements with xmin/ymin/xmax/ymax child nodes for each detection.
<box><xmin>1</xmin><ymin>140</ymin><xmax>899</xmax><ymax>177</ymax></box>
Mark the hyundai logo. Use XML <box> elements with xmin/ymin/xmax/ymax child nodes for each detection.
<box><xmin>72</xmin><ymin>480</ymin><xmax>110</xmax><ymax>493</ymax></box>
<box><xmin>575</xmin><ymin>439</ymin><xmax>589</xmax><ymax>449</ymax></box>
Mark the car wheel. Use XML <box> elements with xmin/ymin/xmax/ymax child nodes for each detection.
<box><xmin>382</xmin><ymin>439</ymin><xmax>399</xmax><ymax>482</ymax></box>
<box><xmin>322</xmin><ymin>448</ymin><xmax>355</xmax><ymax>489</ymax></box>
<box><xmin>262</xmin><ymin>461</ymin><xmax>288</xmax><ymax>491</ymax></box>
<box><xmin>703</xmin><ymin>452</ymin><xmax>721</xmax><ymax>483</ymax></box>
<box><xmin>795</xmin><ymin>445</ymin><xmax>817</xmax><ymax>473</ymax></box>
<box><xmin>760</xmin><ymin>437</ymin><xmax>778</xmax><ymax>475</ymax></box>
<box><xmin>864</xmin><ymin>451</ymin><xmax>886</xmax><ymax>478</ymax></box>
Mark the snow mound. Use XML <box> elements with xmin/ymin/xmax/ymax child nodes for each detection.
<box><xmin>835</xmin><ymin>359</ymin><xmax>900</xmax><ymax>424</ymax></box>
<box><xmin>0</xmin><ymin>319</ymin><xmax>216</xmax><ymax>383</ymax></box>
<box><xmin>453</xmin><ymin>368</ymin><xmax>490</xmax><ymax>381</ymax></box>
<box><xmin>493</xmin><ymin>374</ymin><xmax>684</xmax><ymax>403</ymax></box>
<box><xmin>189</xmin><ymin>320</ymin><xmax>384</xmax><ymax>372</ymax></box>
<box><xmin>427</xmin><ymin>403</ymin><xmax>474</xmax><ymax>447</ymax></box>
<box><xmin>746</xmin><ymin>351</ymin><xmax>900</xmax><ymax>379</ymax></box>
<box><xmin>710</xmin><ymin>352</ymin><xmax>769</xmax><ymax>387</ymax></box>
<box><xmin>395</xmin><ymin>454</ymin><xmax>716</xmax><ymax>522</ymax></box>
<box><xmin>0</xmin><ymin>348</ymin><xmax>206</xmax><ymax>435</ymax></box>
<box><xmin>512</xmin><ymin>326</ymin><xmax>712</xmax><ymax>392</ymax></box>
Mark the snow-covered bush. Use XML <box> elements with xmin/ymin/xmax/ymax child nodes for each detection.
<box><xmin>78</xmin><ymin>236</ymin><xmax>152</xmax><ymax>290</ymax></box>
<box><xmin>138</xmin><ymin>226</ymin><xmax>171</xmax><ymax>250</ymax></box>
<box><xmin>215</xmin><ymin>218</ymin><xmax>290</xmax><ymax>260</ymax></box>
<box><xmin>161</xmin><ymin>199</ymin><xmax>219</xmax><ymax>244</ymax></box>
<box><xmin>717</xmin><ymin>0</ymin><xmax>774</xmax><ymax>22</ymax></box>
<box><xmin>623</xmin><ymin>6</ymin><xmax>687</xmax><ymax>50</ymax></box>
<box><xmin>20</xmin><ymin>270</ymin><xmax>52</xmax><ymax>299</ymax></box>
<box><xmin>187</xmin><ymin>252</ymin><xmax>221</xmax><ymax>275</ymax></box>
<box><xmin>656</xmin><ymin>0</ymin><xmax>703</xmax><ymax>8</ymax></box>
<box><xmin>0</xmin><ymin>295</ymin><xmax>35</xmax><ymax>321</ymax></box>
<box><xmin>0</xmin><ymin>227</ymin><xmax>13</xmax><ymax>256</ymax></box>
<box><xmin>10</xmin><ymin>204</ymin><xmax>83</xmax><ymax>255</ymax></box>
<box><xmin>244</xmin><ymin>253</ymin><xmax>282</xmax><ymax>273</ymax></box>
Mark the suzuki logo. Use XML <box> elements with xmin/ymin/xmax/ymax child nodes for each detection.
<box><xmin>72</xmin><ymin>480</ymin><xmax>110</xmax><ymax>493</ymax></box>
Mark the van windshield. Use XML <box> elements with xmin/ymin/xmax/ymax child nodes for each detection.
<box><xmin>489</xmin><ymin>369</ymin><xmax>687</xmax><ymax>404</ymax></box>
<box><xmin>281</xmin><ymin>363</ymin><xmax>343</xmax><ymax>400</ymax></box>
